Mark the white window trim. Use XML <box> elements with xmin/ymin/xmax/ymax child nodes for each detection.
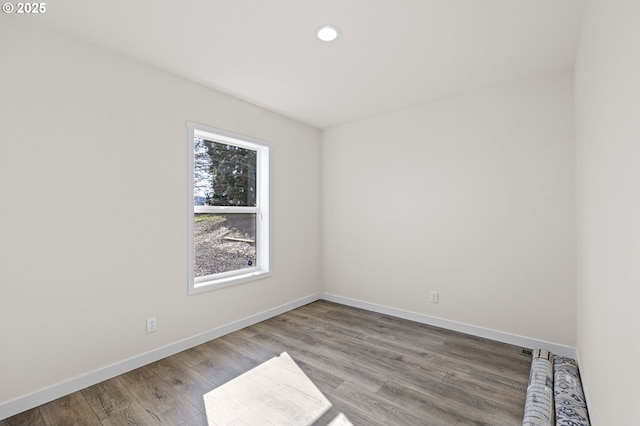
<box><xmin>187</xmin><ymin>122</ymin><xmax>271</xmax><ymax>295</ymax></box>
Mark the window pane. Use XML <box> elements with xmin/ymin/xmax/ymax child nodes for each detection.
<box><xmin>194</xmin><ymin>138</ymin><xmax>257</xmax><ymax>207</ymax></box>
<box><xmin>194</xmin><ymin>213</ymin><xmax>256</xmax><ymax>277</ymax></box>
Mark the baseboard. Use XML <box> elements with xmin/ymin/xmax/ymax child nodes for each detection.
<box><xmin>0</xmin><ymin>293</ymin><xmax>321</xmax><ymax>421</ymax></box>
<box><xmin>574</xmin><ymin>348</ymin><xmax>593</xmax><ymax>421</ymax></box>
<box><xmin>321</xmin><ymin>293</ymin><xmax>577</xmax><ymax>358</ymax></box>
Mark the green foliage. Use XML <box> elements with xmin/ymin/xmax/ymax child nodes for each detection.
<box><xmin>194</xmin><ymin>214</ymin><xmax>224</xmax><ymax>223</ymax></box>
<box><xmin>194</xmin><ymin>138</ymin><xmax>257</xmax><ymax>207</ymax></box>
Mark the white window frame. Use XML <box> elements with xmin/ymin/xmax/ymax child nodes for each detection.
<box><xmin>187</xmin><ymin>122</ymin><xmax>270</xmax><ymax>295</ymax></box>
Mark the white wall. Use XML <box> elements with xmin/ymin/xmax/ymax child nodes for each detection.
<box><xmin>322</xmin><ymin>72</ymin><xmax>576</xmax><ymax>346</ymax></box>
<box><xmin>575</xmin><ymin>0</ymin><xmax>640</xmax><ymax>423</ymax></box>
<box><xmin>0</xmin><ymin>21</ymin><xmax>321</xmax><ymax>406</ymax></box>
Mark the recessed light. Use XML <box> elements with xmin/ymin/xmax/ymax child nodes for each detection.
<box><xmin>316</xmin><ymin>25</ymin><xmax>340</xmax><ymax>42</ymax></box>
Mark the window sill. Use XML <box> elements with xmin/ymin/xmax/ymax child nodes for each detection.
<box><xmin>189</xmin><ymin>269</ymin><xmax>272</xmax><ymax>295</ymax></box>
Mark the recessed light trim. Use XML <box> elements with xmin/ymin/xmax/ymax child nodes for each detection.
<box><xmin>316</xmin><ymin>25</ymin><xmax>340</xmax><ymax>42</ymax></box>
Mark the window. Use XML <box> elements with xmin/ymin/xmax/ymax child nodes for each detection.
<box><xmin>187</xmin><ymin>122</ymin><xmax>270</xmax><ymax>294</ymax></box>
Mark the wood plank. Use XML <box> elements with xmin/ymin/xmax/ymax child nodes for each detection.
<box><xmin>177</xmin><ymin>412</ymin><xmax>209</xmax><ymax>426</ymax></box>
<box><xmin>39</xmin><ymin>393</ymin><xmax>102</xmax><ymax>426</ymax></box>
<box><xmin>377</xmin><ymin>380</ymin><xmax>496</xmax><ymax>425</ymax></box>
<box><xmin>152</xmin><ymin>356</ymin><xmax>217</xmax><ymax>414</ymax></box>
<box><xmin>222</xmin><ymin>237</ymin><xmax>254</xmax><ymax>243</ymax></box>
<box><xmin>250</xmin><ymin>321</ymin><xmax>388</xmax><ymax>393</ymax></box>
<box><xmin>116</xmin><ymin>366</ymin><xmax>201</xmax><ymax>425</ymax></box>
<box><xmin>218</xmin><ymin>328</ymin><xmax>346</xmax><ymax>394</ymax></box>
<box><xmin>81</xmin><ymin>377</ymin><xmax>161</xmax><ymax>425</ymax></box>
<box><xmin>0</xmin><ymin>408</ymin><xmax>45</xmax><ymax>426</ymax></box>
<box><xmin>332</xmin><ymin>381</ymin><xmax>437</xmax><ymax>425</ymax></box>
<box><xmin>189</xmin><ymin>339</ymin><xmax>261</xmax><ymax>387</ymax></box>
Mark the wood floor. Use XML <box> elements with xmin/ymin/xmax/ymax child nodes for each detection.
<box><xmin>1</xmin><ymin>301</ymin><xmax>531</xmax><ymax>425</ymax></box>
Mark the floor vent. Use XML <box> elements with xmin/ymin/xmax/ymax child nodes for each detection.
<box><xmin>520</xmin><ymin>348</ymin><xmax>533</xmax><ymax>357</ymax></box>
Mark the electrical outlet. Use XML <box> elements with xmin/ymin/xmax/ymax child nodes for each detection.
<box><xmin>430</xmin><ymin>291</ymin><xmax>439</xmax><ymax>304</ymax></box>
<box><xmin>146</xmin><ymin>317</ymin><xmax>157</xmax><ymax>333</ymax></box>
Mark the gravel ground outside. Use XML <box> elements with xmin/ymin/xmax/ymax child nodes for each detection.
<box><xmin>194</xmin><ymin>214</ymin><xmax>256</xmax><ymax>277</ymax></box>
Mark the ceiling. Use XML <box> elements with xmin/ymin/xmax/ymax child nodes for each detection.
<box><xmin>36</xmin><ymin>0</ymin><xmax>586</xmax><ymax>129</ymax></box>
